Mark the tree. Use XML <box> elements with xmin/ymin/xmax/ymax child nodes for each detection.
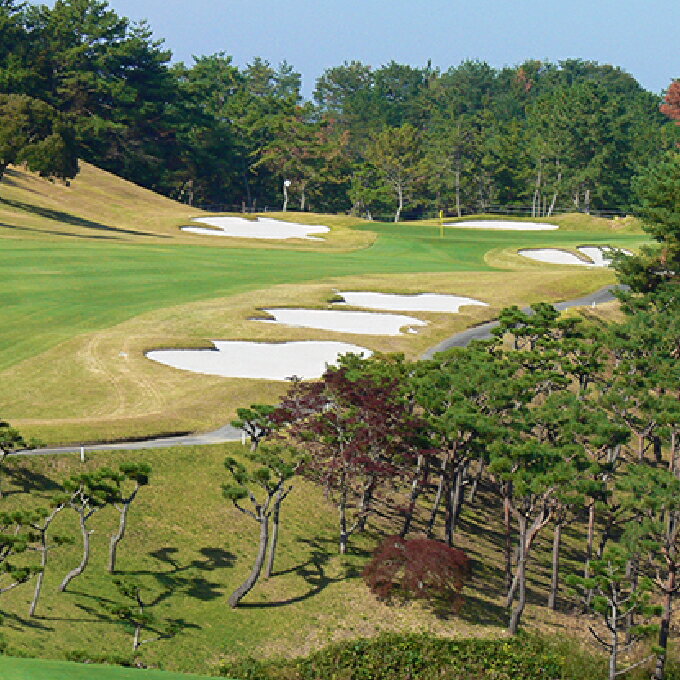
<box><xmin>363</xmin><ymin>535</ymin><xmax>469</xmax><ymax>615</ymax></box>
<box><xmin>277</xmin><ymin>359</ymin><xmax>418</xmax><ymax>553</ymax></box>
<box><xmin>109</xmin><ymin>463</ymin><xmax>150</xmax><ymax>573</ymax></box>
<box><xmin>630</xmin><ymin>150</ymin><xmax>680</xmax><ymax>282</ymax></box>
<box><xmin>365</xmin><ymin>123</ymin><xmax>423</xmax><ymax>221</ymax></box>
<box><xmin>0</xmin><ymin>94</ymin><xmax>78</xmax><ymax>186</ymax></box>
<box><xmin>660</xmin><ymin>79</ymin><xmax>680</xmax><ymax>125</ymax></box>
<box><xmin>567</xmin><ymin>546</ymin><xmax>660</xmax><ymax>680</ymax></box>
<box><xmin>223</xmin><ymin>446</ymin><xmax>294</xmax><ymax>607</ymax></box>
<box><xmin>27</xmin><ymin>499</ymin><xmax>71</xmax><ymax>616</ymax></box>
<box><xmin>0</xmin><ymin>420</ymin><xmax>29</xmax><ymax>498</ymax></box>
<box><xmin>231</xmin><ymin>404</ymin><xmax>277</xmax><ymax>452</ymax></box>
<box><xmin>619</xmin><ymin>465</ymin><xmax>680</xmax><ymax>680</ymax></box>
<box><xmin>0</xmin><ymin>510</ymin><xmax>40</xmax><ymax>597</ymax></box>
<box><xmin>59</xmin><ymin>469</ymin><xmax>121</xmax><ymax>592</ymax></box>
<box><xmin>106</xmin><ymin>577</ymin><xmax>182</xmax><ymax>652</ymax></box>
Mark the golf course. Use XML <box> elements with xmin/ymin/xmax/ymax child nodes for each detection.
<box><xmin>0</xmin><ymin>163</ymin><xmax>646</xmax><ymax>446</ymax></box>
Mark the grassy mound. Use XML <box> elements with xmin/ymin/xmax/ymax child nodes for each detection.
<box><xmin>0</xmin><ymin>656</ymin><xmax>217</xmax><ymax>680</ymax></box>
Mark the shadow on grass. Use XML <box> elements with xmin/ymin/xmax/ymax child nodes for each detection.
<box><xmin>456</xmin><ymin>592</ymin><xmax>507</xmax><ymax>627</ymax></box>
<box><xmin>0</xmin><ymin>221</ymin><xmax>118</xmax><ymax>240</ymax></box>
<box><xmin>0</xmin><ymin>197</ymin><xmax>168</xmax><ymax>238</ymax></box>
<box><xmin>238</xmin><ymin>537</ymin><xmax>343</xmax><ymax>609</ymax></box>
<box><xmin>5</xmin><ymin>462</ymin><xmax>62</xmax><ymax>496</ymax></box>
<box><xmin>2</xmin><ymin>610</ymin><xmax>54</xmax><ymax>631</ymax></box>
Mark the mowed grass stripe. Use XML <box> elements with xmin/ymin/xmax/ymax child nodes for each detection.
<box><xmin>0</xmin><ymin>225</ymin><xmax>646</xmax><ymax>371</ymax></box>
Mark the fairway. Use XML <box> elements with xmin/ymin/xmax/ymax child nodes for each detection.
<box><xmin>0</xmin><ymin>211</ymin><xmax>648</xmax><ymax>444</ymax></box>
<box><xmin>0</xmin><ymin>223</ymin><xmax>645</xmax><ymax>372</ymax></box>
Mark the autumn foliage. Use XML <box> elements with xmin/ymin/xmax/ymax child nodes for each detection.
<box><xmin>660</xmin><ymin>80</ymin><xmax>680</xmax><ymax>123</ymax></box>
<box><xmin>363</xmin><ymin>536</ymin><xmax>469</xmax><ymax>613</ymax></box>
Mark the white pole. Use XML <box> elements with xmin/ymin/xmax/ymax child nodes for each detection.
<box><xmin>241</xmin><ymin>431</ymin><xmax>246</xmax><ymax>446</ymax></box>
<box><xmin>80</xmin><ymin>446</ymin><xmax>85</xmax><ymax>463</ymax></box>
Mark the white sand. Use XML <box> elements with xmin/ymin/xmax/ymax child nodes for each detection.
<box><xmin>147</xmin><ymin>340</ymin><xmax>371</xmax><ymax>381</ymax></box>
<box><xmin>337</xmin><ymin>291</ymin><xmax>488</xmax><ymax>313</ymax></box>
<box><xmin>260</xmin><ymin>308</ymin><xmax>427</xmax><ymax>335</ymax></box>
<box><xmin>181</xmin><ymin>216</ymin><xmax>330</xmax><ymax>240</ymax></box>
<box><xmin>444</xmin><ymin>220</ymin><xmax>558</xmax><ymax>231</ymax></box>
<box><xmin>518</xmin><ymin>246</ymin><xmax>631</xmax><ymax>267</ymax></box>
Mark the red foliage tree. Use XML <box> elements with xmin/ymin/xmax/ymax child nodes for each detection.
<box><xmin>272</xmin><ymin>357</ymin><xmax>422</xmax><ymax>554</ymax></box>
<box><xmin>660</xmin><ymin>80</ymin><xmax>680</xmax><ymax>124</ymax></box>
<box><xmin>363</xmin><ymin>535</ymin><xmax>469</xmax><ymax>614</ymax></box>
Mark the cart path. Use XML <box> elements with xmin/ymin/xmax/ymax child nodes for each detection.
<box><xmin>18</xmin><ymin>284</ymin><xmax>621</xmax><ymax>456</ymax></box>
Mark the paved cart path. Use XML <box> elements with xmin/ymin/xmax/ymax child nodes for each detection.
<box><xmin>19</xmin><ymin>284</ymin><xmax>620</xmax><ymax>456</ymax></box>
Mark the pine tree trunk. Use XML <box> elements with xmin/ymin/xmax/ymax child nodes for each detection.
<box><xmin>504</xmin><ymin>484</ymin><xmax>513</xmax><ymax>591</ymax></box>
<box><xmin>426</xmin><ymin>457</ymin><xmax>447</xmax><ymax>538</ymax></box>
<box><xmin>548</xmin><ymin>522</ymin><xmax>562</xmax><ymax>610</ymax></box>
<box><xmin>609</xmin><ymin>609</ymin><xmax>618</xmax><ymax>680</ymax></box>
<box><xmin>29</xmin><ymin>539</ymin><xmax>47</xmax><ymax>617</ymax></box>
<box><xmin>653</xmin><ymin>569</ymin><xmax>676</xmax><ymax>680</ymax></box>
<box><xmin>508</xmin><ymin>515</ymin><xmax>527</xmax><ymax>635</ymax></box>
<box><xmin>109</xmin><ymin>492</ymin><xmax>136</xmax><ymax>574</ymax></box>
<box><xmin>455</xmin><ymin>170</ymin><xmax>461</xmax><ymax>217</ymax></box>
<box><xmin>265</xmin><ymin>488</ymin><xmax>283</xmax><ymax>579</ymax></box>
<box><xmin>449</xmin><ymin>462</ymin><xmax>467</xmax><ymax>540</ymax></box>
<box><xmin>394</xmin><ymin>185</ymin><xmax>403</xmax><ymax>222</ymax></box>
<box><xmin>401</xmin><ymin>454</ymin><xmax>424</xmax><ymax>538</ymax></box>
<box><xmin>60</xmin><ymin>510</ymin><xmax>91</xmax><ymax>592</ymax></box>
<box><xmin>339</xmin><ymin>486</ymin><xmax>349</xmax><ymax>554</ymax></box>
<box><xmin>229</xmin><ymin>515</ymin><xmax>269</xmax><ymax>607</ymax></box>
<box><xmin>584</xmin><ymin>501</ymin><xmax>595</xmax><ymax>609</ymax></box>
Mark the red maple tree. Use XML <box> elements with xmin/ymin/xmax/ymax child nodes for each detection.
<box><xmin>363</xmin><ymin>535</ymin><xmax>470</xmax><ymax>614</ymax></box>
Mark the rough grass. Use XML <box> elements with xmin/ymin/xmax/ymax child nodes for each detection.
<box><xmin>5</xmin><ymin>269</ymin><xmax>618</xmax><ymax>445</ymax></box>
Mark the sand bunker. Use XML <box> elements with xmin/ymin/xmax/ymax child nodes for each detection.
<box><xmin>445</xmin><ymin>220</ymin><xmax>558</xmax><ymax>231</ymax></box>
<box><xmin>147</xmin><ymin>341</ymin><xmax>371</xmax><ymax>381</ymax></box>
<box><xmin>336</xmin><ymin>291</ymin><xmax>488</xmax><ymax>313</ymax></box>
<box><xmin>259</xmin><ymin>308</ymin><xmax>426</xmax><ymax>335</ymax></box>
<box><xmin>518</xmin><ymin>246</ymin><xmax>630</xmax><ymax>267</ymax></box>
<box><xmin>182</xmin><ymin>216</ymin><xmax>330</xmax><ymax>240</ymax></box>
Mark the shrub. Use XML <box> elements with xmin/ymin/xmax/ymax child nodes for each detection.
<box><xmin>363</xmin><ymin>535</ymin><xmax>469</xmax><ymax>615</ymax></box>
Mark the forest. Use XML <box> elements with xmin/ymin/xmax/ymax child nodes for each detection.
<box><xmin>1</xmin><ymin>0</ymin><xmax>679</xmax><ymax>219</ymax></box>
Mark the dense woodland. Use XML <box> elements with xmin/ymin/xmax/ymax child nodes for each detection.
<box><xmin>0</xmin><ymin>0</ymin><xmax>679</xmax><ymax>219</ymax></box>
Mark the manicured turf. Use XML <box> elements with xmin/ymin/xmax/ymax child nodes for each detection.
<box><xmin>0</xmin><ymin>224</ymin><xmax>645</xmax><ymax>371</ymax></box>
<box><xmin>0</xmin><ymin>656</ymin><xmax>219</xmax><ymax>680</ymax></box>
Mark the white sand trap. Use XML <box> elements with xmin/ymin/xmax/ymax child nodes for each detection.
<box><xmin>181</xmin><ymin>216</ymin><xmax>330</xmax><ymax>240</ymax></box>
<box><xmin>445</xmin><ymin>220</ymin><xmax>558</xmax><ymax>231</ymax></box>
<box><xmin>337</xmin><ymin>291</ymin><xmax>488</xmax><ymax>313</ymax></box>
<box><xmin>519</xmin><ymin>246</ymin><xmax>631</xmax><ymax>267</ymax></box>
<box><xmin>147</xmin><ymin>341</ymin><xmax>371</xmax><ymax>381</ymax></box>
<box><xmin>259</xmin><ymin>308</ymin><xmax>427</xmax><ymax>335</ymax></box>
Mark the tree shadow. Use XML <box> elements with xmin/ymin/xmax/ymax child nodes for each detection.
<box><xmin>1</xmin><ymin>609</ymin><xmax>55</xmax><ymax>631</ymax></box>
<box><xmin>456</xmin><ymin>592</ymin><xmax>507</xmax><ymax>627</ymax></box>
<box><xmin>0</xmin><ymin>221</ymin><xmax>118</xmax><ymax>240</ymax></box>
<box><xmin>120</xmin><ymin>546</ymin><xmax>234</xmax><ymax>604</ymax></box>
<box><xmin>5</xmin><ymin>462</ymin><xmax>62</xmax><ymax>496</ymax></box>
<box><xmin>0</xmin><ymin>197</ymin><xmax>168</xmax><ymax>238</ymax></box>
<box><xmin>238</xmin><ymin>537</ymin><xmax>342</xmax><ymax>609</ymax></box>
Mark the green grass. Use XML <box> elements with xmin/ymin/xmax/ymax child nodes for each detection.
<box><xmin>0</xmin><ymin>656</ymin><xmax>218</xmax><ymax>680</ymax></box>
<box><xmin>0</xmin><ymin>224</ymin><xmax>646</xmax><ymax>372</ymax></box>
<box><xmin>3</xmin><ymin>442</ymin><xmax>671</xmax><ymax>677</ymax></box>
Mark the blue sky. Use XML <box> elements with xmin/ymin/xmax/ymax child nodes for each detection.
<box><xmin>53</xmin><ymin>0</ymin><xmax>680</xmax><ymax>96</ymax></box>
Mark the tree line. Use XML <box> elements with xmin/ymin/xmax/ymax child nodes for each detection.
<box><xmin>1</xmin><ymin>0</ymin><xmax>678</xmax><ymax>219</ymax></box>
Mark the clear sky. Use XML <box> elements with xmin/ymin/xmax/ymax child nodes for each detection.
<box><xmin>51</xmin><ymin>0</ymin><xmax>680</xmax><ymax>97</ymax></box>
